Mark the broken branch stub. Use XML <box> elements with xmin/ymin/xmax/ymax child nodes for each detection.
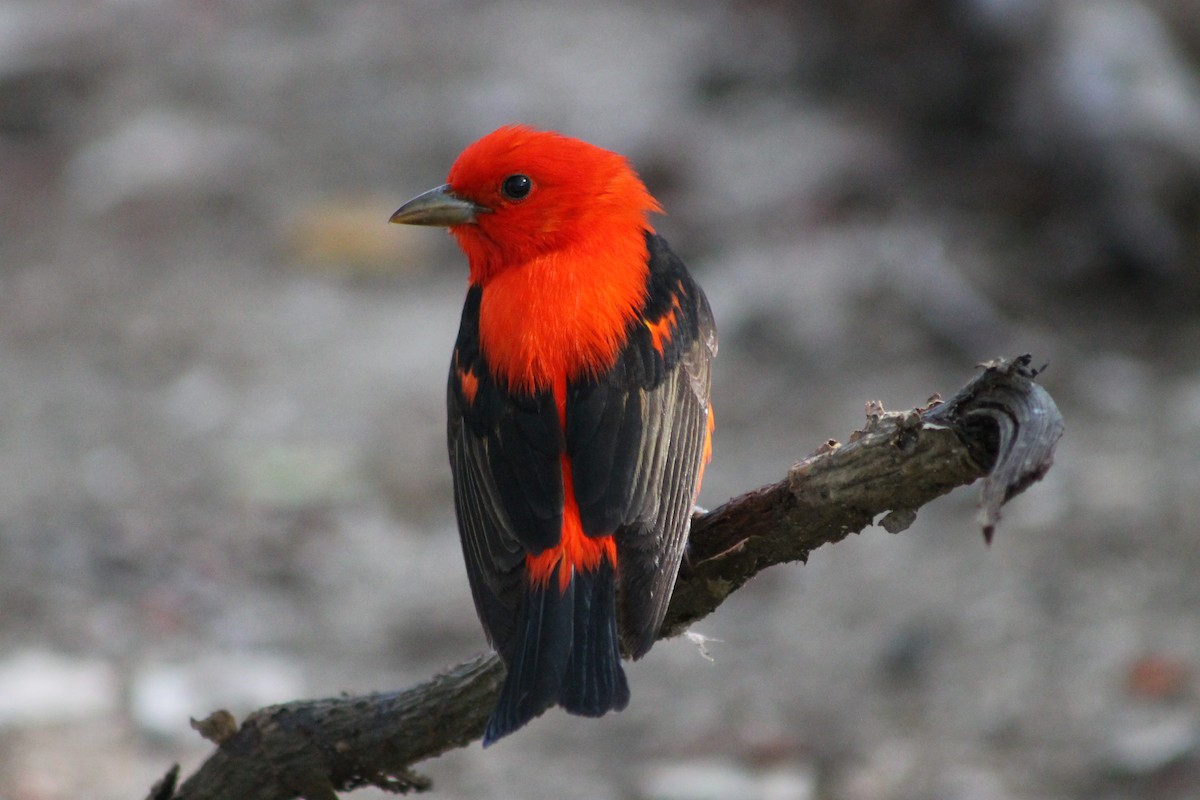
<box><xmin>924</xmin><ymin>355</ymin><xmax>1064</xmax><ymax>541</ymax></box>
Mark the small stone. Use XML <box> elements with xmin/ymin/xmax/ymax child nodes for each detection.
<box><xmin>0</xmin><ymin>650</ymin><xmax>118</xmax><ymax>727</ymax></box>
<box><xmin>639</xmin><ymin>759</ymin><xmax>759</xmax><ymax>800</ymax></box>
<box><xmin>284</xmin><ymin>197</ymin><xmax>433</xmax><ymax>275</ymax></box>
<box><xmin>1106</xmin><ymin>710</ymin><xmax>1199</xmax><ymax>776</ymax></box>
<box><xmin>637</xmin><ymin>758</ymin><xmax>815</xmax><ymax>800</ymax></box>
<box><xmin>1125</xmin><ymin>654</ymin><xmax>1191</xmax><ymax>701</ymax></box>
<box><xmin>132</xmin><ymin>654</ymin><xmax>304</xmax><ymax>738</ymax></box>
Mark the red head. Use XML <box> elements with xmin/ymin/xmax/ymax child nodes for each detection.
<box><xmin>391</xmin><ymin>127</ymin><xmax>665</xmax><ymax>391</ymax></box>
<box><xmin>391</xmin><ymin>126</ymin><xmax>661</xmax><ymax>285</ymax></box>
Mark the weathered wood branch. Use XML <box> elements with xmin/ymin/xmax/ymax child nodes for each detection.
<box><xmin>148</xmin><ymin>355</ymin><xmax>1063</xmax><ymax>800</ymax></box>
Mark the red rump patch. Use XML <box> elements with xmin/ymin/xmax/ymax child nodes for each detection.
<box><xmin>525</xmin><ymin>374</ymin><xmax>618</xmax><ymax>593</ymax></box>
<box><xmin>525</xmin><ymin>453</ymin><xmax>617</xmax><ymax>594</ymax></box>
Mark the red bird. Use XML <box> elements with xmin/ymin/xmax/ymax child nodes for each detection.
<box><xmin>390</xmin><ymin>126</ymin><xmax>715</xmax><ymax>745</ymax></box>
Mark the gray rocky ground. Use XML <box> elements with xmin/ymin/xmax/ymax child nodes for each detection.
<box><xmin>2</xmin><ymin>2</ymin><xmax>1200</xmax><ymax>798</ymax></box>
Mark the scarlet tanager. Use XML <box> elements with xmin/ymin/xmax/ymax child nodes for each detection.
<box><xmin>390</xmin><ymin>126</ymin><xmax>715</xmax><ymax>745</ymax></box>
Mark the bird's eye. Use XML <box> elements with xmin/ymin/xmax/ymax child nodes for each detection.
<box><xmin>501</xmin><ymin>174</ymin><xmax>532</xmax><ymax>200</ymax></box>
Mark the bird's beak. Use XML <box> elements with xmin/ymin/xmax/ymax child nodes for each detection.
<box><xmin>389</xmin><ymin>184</ymin><xmax>487</xmax><ymax>227</ymax></box>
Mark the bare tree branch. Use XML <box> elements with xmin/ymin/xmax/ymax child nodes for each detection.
<box><xmin>149</xmin><ymin>355</ymin><xmax>1063</xmax><ymax>800</ymax></box>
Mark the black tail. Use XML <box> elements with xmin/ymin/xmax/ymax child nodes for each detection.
<box><xmin>483</xmin><ymin>558</ymin><xmax>629</xmax><ymax>746</ymax></box>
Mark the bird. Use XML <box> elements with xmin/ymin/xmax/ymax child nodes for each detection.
<box><xmin>389</xmin><ymin>125</ymin><xmax>715</xmax><ymax>745</ymax></box>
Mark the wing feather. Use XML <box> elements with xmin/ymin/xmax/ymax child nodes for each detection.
<box><xmin>447</xmin><ymin>286</ymin><xmax>565</xmax><ymax>657</ymax></box>
<box><xmin>568</xmin><ymin>232</ymin><xmax>716</xmax><ymax>659</ymax></box>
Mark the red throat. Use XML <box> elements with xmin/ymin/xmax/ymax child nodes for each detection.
<box><xmin>475</xmin><ymin>230</ymin><xmax>651</xmax><ymax>394</ymax></box>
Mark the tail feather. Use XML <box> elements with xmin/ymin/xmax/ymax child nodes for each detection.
<box><xmin>483</xmin><ymin>558</ymin><xmax>628</xmax><ymax>746</ymax></box>
<box><xmin>560</xmin><ymin>558</ymin><xmax>630</xmax><ymax>716</ymax></box>
<box><xmin>483</xmin><ymin>567</ymin><xmax>572</xmax><ymax>745</ymax></box>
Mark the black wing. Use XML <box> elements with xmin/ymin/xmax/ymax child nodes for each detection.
<box><xmin>447</xmin><ymin>286</ymin><xmax>564</xmax><ymax>655</ymax></box>
<box><xmin>566</xmin><ymin>232</ymin><xmax>716</xmax><ymax>659</ymax></box>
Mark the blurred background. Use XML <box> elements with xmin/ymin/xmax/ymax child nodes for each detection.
<box><xmin>2</xmin><ymin>1</ymin><xmax>1200</xmax><ymax>798</ymax></box>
